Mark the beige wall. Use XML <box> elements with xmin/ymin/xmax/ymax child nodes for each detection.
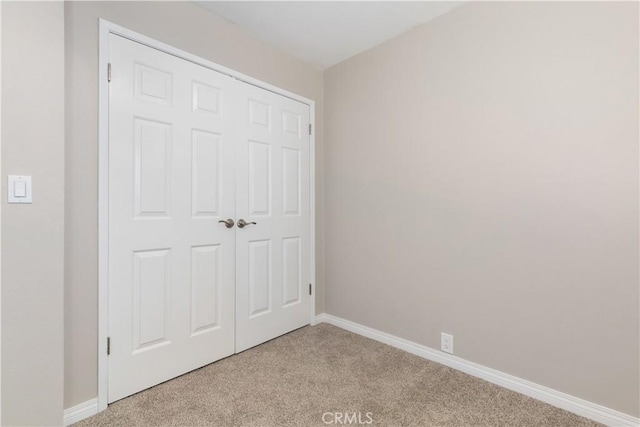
<box><xmin>64</xmin><ymin>1</ymin><xmax>324</xmax><ymax>409</ymax></box>
<box><xmin>2</xmin><ymin>2</ymin><xmax>66</xmax><ymax>425</ymax></box>
<box><xmin>5</xmin><ymin>0</ymin><xmax>636</xmax><ymax>420</ymax></box>
<box><xmin>324</xmin><ymin>1</ymin><xmax>639</xmax><ymax>417</ymax></box>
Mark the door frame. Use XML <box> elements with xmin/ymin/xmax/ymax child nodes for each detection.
<box><xmin>97</xmin><ymin>19</ymin><xmax>317</xmax><ymax>412</ymax></box>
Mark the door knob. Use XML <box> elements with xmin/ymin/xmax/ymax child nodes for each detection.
<box><xmin>218</xmin><ymin>218</ymin><xmax>235</xmax><ymax>228</ymax></box>
<box><xmin>237</xmin><ymin>219</ymin><xmax>256</xmax><ymax>229</ymax></box>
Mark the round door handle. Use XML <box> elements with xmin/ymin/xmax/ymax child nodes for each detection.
<box><xmin>237</xmin><ymin>219</ymin><xmax>257</xmax><ymax>229</ymax></box>
<box><xmin>218</xmin><ymin>218</ymin><xmax>235</xmax><ymax>228</ymax></box>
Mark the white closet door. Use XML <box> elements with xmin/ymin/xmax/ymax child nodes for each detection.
<box><xmin>108</xmin><ymin>34</ymin><xmax>236</xmax><ymax>402</ymax></box>
<box><xmin>235</xmin><ymin>84</ymin><xmax>311</xmax><ymax>352</ymax></box>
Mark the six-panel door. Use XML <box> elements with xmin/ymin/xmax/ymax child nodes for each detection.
<box><xmin>108</xmin><ymin>35</ymin><xmax>236</xmax><ymax>402</ymax></box>
<box><xmin>108</xmin><ymin>34</ymin><xmax>312</xmax><ymax>401</ymax></box>
<box><xmin>235</xmin><ymin>84</ymin><xmax>311</xmax><ymax>352</ymax></box>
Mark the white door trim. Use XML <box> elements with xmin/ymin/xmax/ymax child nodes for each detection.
<box><xmin>0</xmin><ymin>3</ymin><xmax>3</xmax><ymax>421</ymax></box>
<box><xmin>98</xmin><ymin>19</ymin><xmax>317</xmax><ymax>412</ymax></box>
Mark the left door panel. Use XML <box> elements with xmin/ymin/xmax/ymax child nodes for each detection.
<box><xmin>108</xmin><ymin>35</ymin><xmax>236</xmax><ymax>402</ymax></box>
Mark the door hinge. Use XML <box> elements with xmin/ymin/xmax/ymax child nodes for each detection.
<box><xmin>309</xmin><ymin>283</ymin><xmax>312</xmax><ymax>295</ymax></box>
<box><xmin>107</xmin><ymin>337</ymin><xmax>111</xmax><ymax>355</ymax></box>
<box><xmin>309</xmin><ymin>123</ymin><xmax>312</xmax><ymax>135</ymax></box>
<box><xmin>107</xmin><ymin>63</ymin><xmax>112</xmax><ymax>82</ymax></box>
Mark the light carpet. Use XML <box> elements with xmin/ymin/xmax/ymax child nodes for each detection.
<box><xmin>75</xmin><ymin>323</ymin><xmax>600</xmax><ymax>426</ymax></box>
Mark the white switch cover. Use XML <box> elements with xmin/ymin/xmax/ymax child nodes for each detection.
<box><xmin>8</xmin><ymin>175</ymin><xmax>32</xmax><ymax>203</ymax></box>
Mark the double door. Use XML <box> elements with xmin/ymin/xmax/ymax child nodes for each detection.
<box><xmin>107</xmin><ymin>34</ymin><xmax>311</xmax><ymax>402</ymax></box>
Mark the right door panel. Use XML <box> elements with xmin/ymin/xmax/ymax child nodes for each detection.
<box><xmin>235</xmin><ymin>83</ymin><xmax>311</xmax><ymax>352</ymax></box>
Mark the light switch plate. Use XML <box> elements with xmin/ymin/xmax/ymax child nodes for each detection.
<box><xmin>8</xmin><ymin>175</ymin><xmax>32</xmax><ymax>203</ymax></box>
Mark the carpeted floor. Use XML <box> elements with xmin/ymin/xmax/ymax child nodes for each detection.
<box><xmin>76</xmin><ymin>324</ymin><xmax>600</xmax><ymax>426</ymax></box>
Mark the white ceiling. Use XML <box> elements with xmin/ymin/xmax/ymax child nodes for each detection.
<box><xmin>196</xmin><ymin>2</ymin><xmax>465</xmax><ymax>69</ymax></box>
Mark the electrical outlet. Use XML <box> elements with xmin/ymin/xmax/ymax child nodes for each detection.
<box><xmin>441</xmin><ymin>333</ymin><xmax>454</xmax><ymax>354</ymax></box>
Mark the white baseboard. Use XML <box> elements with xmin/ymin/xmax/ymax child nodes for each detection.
<box><xmin>62</xmin><ymin>317</ymin><xmax>639</xmax><ymax>427</ymax></box>
<box><xmin>63</xmin><ymin>398</ymin><xmax>98</xmax><ymax>426</ymax></box>
<box><xmin>315</xmin><ymin>313</ymin><xmax>639</xmax><ymax>427</ymax></box>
